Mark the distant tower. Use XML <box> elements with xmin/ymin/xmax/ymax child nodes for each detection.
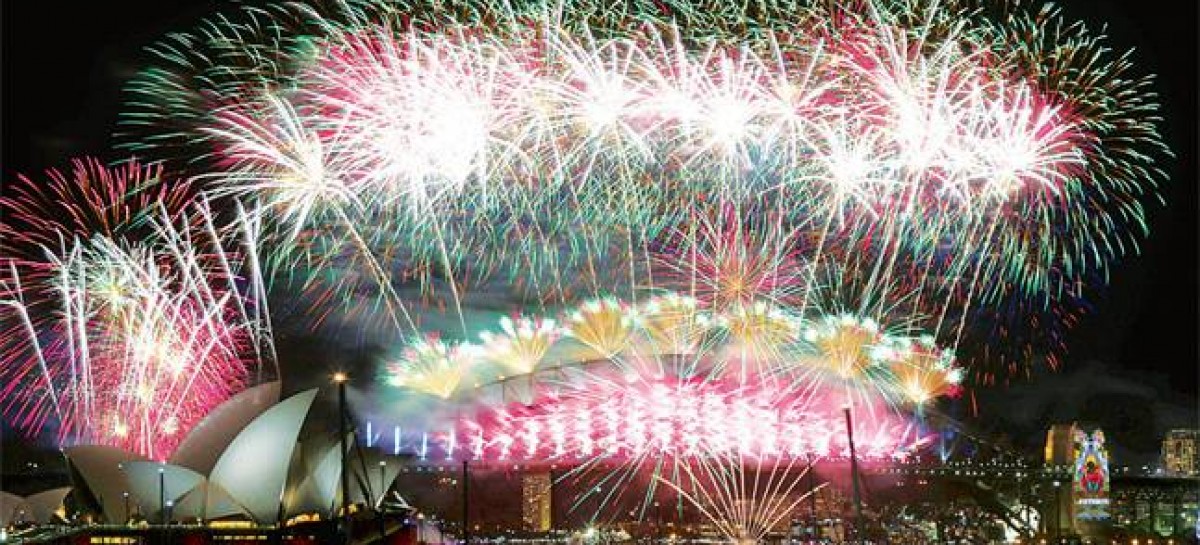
<box><xmin>1043</xmin><ymin>423</ymin><xmax>1080</xmax><ymax>537</ymax></box>
<box><xmin>1045</xmin><ymin>423</ymin><xmax>1079</xmax><ymax>466</ymax></box>
<box><xmin>521</xmin><ymin>471</ymin><xmax>553</xmax><ymax>532</ymax></box>
<box><xmin>1162</xmin><ymin>429</ymin><xmax>1200</xmax><ymax>477</ymax></box>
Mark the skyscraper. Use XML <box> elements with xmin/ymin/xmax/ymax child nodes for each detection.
<box><xmin>521</xmin><ymin>472</ymin><xmax>553</xmax><ymax>531</ymax></box>
<box><xmin>1162</xmin><ymin>429</ymin><xmax>1200</xmax><ymax>477</ymax></box>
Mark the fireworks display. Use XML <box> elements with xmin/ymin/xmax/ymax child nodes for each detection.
<box><xmin>0</xmin><ymin>161</ymin><xmax>275</xmax><ymax>459</ymax></box>
<box><xmin>466</xmin><ymin>368</ymin><xmax>916</xmax><ymax>462</ymax></box>
<box><xmin>375</xmin><ymin>293</ymin><xmax>949</xmax><ymax>532</ymax></box>
<box><xmin>133</xmin><ymin>0</ymin><xmax>1164</xmax><ymax>379</ymax></box>
<box><xmin>381</xmin><ymin>294</ymin><xmax>951</xmax><ymax>458</ymax></box>
<box><xmin>0</xmin><ymin>0</ymin><xmax>1170</xmax><ymax>538</ymax></box>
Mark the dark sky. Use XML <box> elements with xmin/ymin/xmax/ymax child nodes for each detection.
<box><xmin>1</xmin><ymin>0</ymin><xmax>1197</xmax><ymax>463</ymax></box>
<box><xmin>1050</xmin><ymin>0</ymin><xmax>1198</xmax><ymax>394</ymax></box>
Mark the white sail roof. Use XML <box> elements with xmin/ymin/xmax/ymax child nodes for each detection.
<box><xmin>350</xmin><ymin>448</ymin><xmax>403</xmax><ymax>507</ymax></box>
<box><xmin>175</xmin><ymin>480</ymin><xmax>248</xmax><ymax>521</ymax></box>
<box><xmin>24</xmin><ymin>487</ymin><xmax>71</xmax><ymax>524</ymax></box>
<box><xmin>207</xmin><ymin>389</ymin><xmax>318</xmax><ymax>523</ymax></box>
<box><xmin>0</xmin><ymin>492</ymin><xmax>30</xmax><ymax>526</ymax></box>
<box><xmin>170</xmin><ymin>381</ymin><xmax>282</xmax><ymax>475</ymax></box>
<box><xmin>283</xmin><ymin>441</ymin><xmax>341</xmax><ymax>519</ymax></box>
<box><xmin>121</xmin><ymin>461</ymin><xmax>207</xmax><ymax>522</ymax></box>
<box><xmin>64</xmin><ymin>445</ymin><xmax>150</xmax><ymax>523</ymax></box>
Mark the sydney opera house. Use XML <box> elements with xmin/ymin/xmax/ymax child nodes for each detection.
<box><xmin>1</xmin><ymin>383</ymin><xmax>441</xmax><ymax>544</ymax></box>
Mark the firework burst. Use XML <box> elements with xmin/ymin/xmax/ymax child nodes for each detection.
<box><xmin>0</xmin><ymin>185</ymin><xmax>273</xmax><ymax>459</ymax></box>
<box><xmin>385</xmin><ymin>335</ymin><xmax>480</xmax><ymax>399</ymax></box>
<box><xmin>478</xmin><ymin>316</ymin><xmax>560</xmax><ymax>375</ymax></box>
<box><xmin>0</xmin><ymin>0</ymin><xmax>1171</xmax><ymax>535</ymax></box>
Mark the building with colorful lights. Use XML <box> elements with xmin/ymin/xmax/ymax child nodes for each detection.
<box><xmin>1162</xmin><ymin>430</ymin><xmax>1200</xmax><ymax>478</ymax></box>
<box><xmin>521</xmin><ymin>472</ymin><xmax>553</xmax><ymax>531</ymax></box>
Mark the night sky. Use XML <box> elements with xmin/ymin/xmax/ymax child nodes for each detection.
<box><xmin>2</xmin><ymin>0</ymin><xmax>1196</xmax><ymax>466</ymax></box>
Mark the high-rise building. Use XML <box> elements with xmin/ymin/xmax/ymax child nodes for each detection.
<box><xmin>1162</xmin><ymin>429</ymin><xmax>1200</xmax><ymax>477</ymax></box>
<box><xmin>521</xmin><ymin>472</ymin><xmax>553</xmax><ymax>532</ymax></box>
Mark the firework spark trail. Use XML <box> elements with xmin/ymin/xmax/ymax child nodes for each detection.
<box><xmin>386</xmin><ymin>335</ymin><xmax>479</xmax><ymax>399</ymax></box>
<box><xmin>0</xmin><ymin>1</ymin><xmax>1166</xmax><ymax>536</ymax></box>
<box><xmin>461</xmin><ymin>365</ymin><xmax>896</xmax><ymax>540</ymax></box>
<box><xmin>379</xmin><ymin>292</ymin><xmax>949</xmax><ymax>437</ymax></box>
<box><xmin>656</xmin><ymin>453</ymin><xmax>823</xmax><ymax>543</ymax></box>
<box><xmin>201</xmin><ymin>94</ymin><xmax>423</xmax><ymax>334</ymax></box>
<box><xmin>0</xmin><ymin>270</ymin><xmax>64</xmax><ymax>427</ymax></box>
<box><xmin>124</xmin><ymin>0</ymin><xmax>1163</xmax><ymax>275</ymax></box>
<box><xmin>168</xmin><ymin>0</ymin><xmax>1156</xmax><ymax>383</ymax></box>
<box><xmin>368</xmin><ymin>285</ymin><xmax>959</xmax><ymax>537</ymax></box>
<box><xmin>0</xmin><ymin>164</ymin><xmax>275</xmax><ymax>458</ymax></box>
<box><xmin>0</xmin><ymin>0</ymin><xmax>1157</xmax><ymax>529</ymax></box>
<box><xmin>654</xmin><ymin>205</ymin><xmax>807</xmax><ymax>314</ymax></box>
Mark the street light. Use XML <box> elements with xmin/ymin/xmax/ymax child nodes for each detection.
<box><xmin>379</xmin><ymin>461</ymin><xmax>388</xmax><ymax>504</ymax></box>
<box><xmin>843</xmin><ymin>405</ymin><xmax>864</xmax><ymax>540</ymax></box>
<box><xmin>1051</xmin><ymin>480</ymin><xmax>1061</xmax><ymax>540</ymax></box>
<box><xmin>806</xmin><ymin>453</ymin><xmax>819</xmax><ymax>539</ymax></box>
<box><xmin>158</xmin><ymin>466</ymin><xmax>166</xmax><ymax>526</ymax></box>
<box><xmin>376</xmin><ymin>460</ymin><xmax>390</xmax><ymax>541</ymax></box>
<box><xmin>462</xmin><ymin>459</ymin><xmax>471</xmax><ymax>545</ymax></box>
<box><xmin>334</xmin><ymin>372</ymin><xmax>352</xmax><ymax>544</ymax></box>
<box><xmin>123</xmin><ymin>492</ymin><xmax>130</xmax><ymax>524</ymax></box>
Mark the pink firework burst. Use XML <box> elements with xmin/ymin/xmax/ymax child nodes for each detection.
<box><xmin>464</xmin><ymin>371</ymin><xmax>917</xmax><ymax>463</ymax></box>
<box><xmin>0</xmin><ymin>162</ymin><xmax>270</xmax><ymax>459</ymax></box>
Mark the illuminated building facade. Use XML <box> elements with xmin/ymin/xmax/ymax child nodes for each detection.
<box><xmin>1162</xmin><ymin>429</ymin><xmax>1200</xmax><ymax>477</ymax></box>
<box><xmin>1072</xmin><ymin>428</ymin><xmax>1111</xmax><ymax>521</ymax></box>
<box><xmin>521</xmin><ymin>472</ymin><xmax>552</xmax><ymax>532</ymax></box>
<box><xmin>1045</xmin><ymin>423</ymin><xmax>1079</xmax><ymax>467</ymax></box>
